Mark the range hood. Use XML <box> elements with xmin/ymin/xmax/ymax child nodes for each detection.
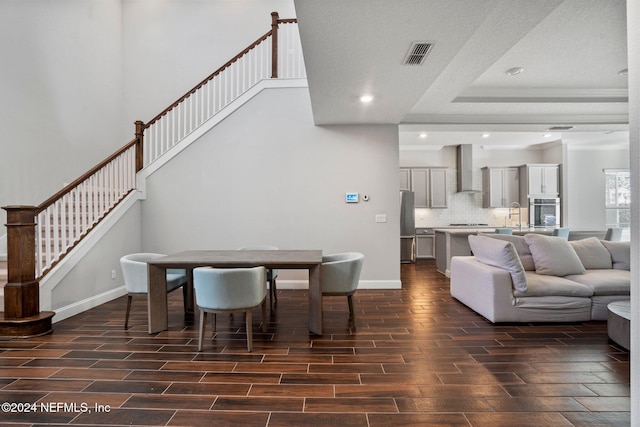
<box><xmin>456</xmin><ymin>144</ymin><xmax>479</xmax><ymax>192</ymax></box>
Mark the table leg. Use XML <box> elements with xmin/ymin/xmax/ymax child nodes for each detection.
<box><xmin>148</xmin><ymin>264</ymin><xmax>168</xmax><ymax>334</ymax></box>
<box><xmin>308</xmin><ymin>263</ymin><xmax>322</xmax><ymax>335</ymax></box>
<box><xmin>185</xmin><ymin>268</ymin><xmax>195</xmax><ymax>315</ymax></box>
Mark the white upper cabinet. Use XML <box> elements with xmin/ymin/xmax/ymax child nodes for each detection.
<box><xmin>401</xmin><ymin>168</ymin><xmax>448</xmax><ymax>208</ymax></box>
<box><xmin>482</xmin><ymin>167</ymin><xmax>519</xmax><ymax>208</ymax></box>
<box><xmin>519</xmin><ymin>164</ymin><xmax>560</xmax><ymax>200</ymax></box>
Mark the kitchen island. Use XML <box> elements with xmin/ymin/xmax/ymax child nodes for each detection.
<box><xmin>434</xmin><ymin>227</ymin><xmax>607</xmax><ymax>276</ymax></box>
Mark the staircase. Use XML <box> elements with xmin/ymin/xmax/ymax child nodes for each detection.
<box><xmin>0</xmin><ymin>261</ymin><xmax>6</xmax><ymax>313</ymax></box>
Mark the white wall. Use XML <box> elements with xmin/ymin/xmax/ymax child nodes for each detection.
<box><xmin>565</xmin><ymin>147</ymin><xmax>629</xmax><ymax>229</ymax></box>
<box><xmin>122</xmin><ymin>0</ymin><xmax>296</xmax><ymax>127</ymax></box>
<box><xmin>0</xmin><ymin>0</ymin><xmax>124</xmax><ymax>254</ymax></box>
<box><xmin>140</xmin><ymin>87</ymin><xmax>400</xmax><ymax>287</ymax></box>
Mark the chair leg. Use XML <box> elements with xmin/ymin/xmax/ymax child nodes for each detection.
<box><xmin>271</xmin><ymin>276</ymin><xmax>277</xmax><ymax>305</ymax></box>
<box><xmin>245</xmin><ymin>309</ymin><xmax>253</xmax><ymax>352</ymax></box>
<box><xmin>182</xmin><ymin>285</ymin><xmax>188</xmax><ymax>314</ymax></box>
<box><xmin>261</xmin><ymin>300</ymin><xmax>267</xmax><ymax>332</ymax></box>
<box><xmin>198</xmin><ymin>311</ymin><xmax>207</xmax><ymax>352</ymax></box>
<box><xmin>124</xmin><ymin>295</ymin><xmax>133</xmax><ymax>330</ymax></box>
<box><xmin>347</xmin><ymin>294</ymin><xmax>356</xmax><ymax>326</ymax></box>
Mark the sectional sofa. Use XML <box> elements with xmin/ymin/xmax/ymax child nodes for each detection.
<box><xmin>450</xmin><ymin>233</ymin><xmax>630</xmax><ymax>323</ymax></box>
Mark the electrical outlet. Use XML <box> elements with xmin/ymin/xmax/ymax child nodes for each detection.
<box><xmin>111</xmin><ymin>270</ymin><xmax>116</xmax><ymax>280</ymax></box>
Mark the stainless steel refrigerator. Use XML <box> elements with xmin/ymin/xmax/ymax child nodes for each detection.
<box><xmin>400</xmin><ymin>191</ymin><xmax>416</xmax><ymax>263</ymax></box>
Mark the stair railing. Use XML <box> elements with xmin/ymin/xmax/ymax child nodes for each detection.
<box><xmin>1</xmin><ymin>12</ymin><xmax>302</xmax><ymax>330</ymax></box>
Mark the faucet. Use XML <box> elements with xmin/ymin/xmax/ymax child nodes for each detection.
<box><xmin>508</xmin><ymin>202</ymin><xmax>522</xmax><ymax>230</ymax></box>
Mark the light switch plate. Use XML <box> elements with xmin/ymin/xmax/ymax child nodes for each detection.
<box><xmin>375</xmin><ymin>214</ymin><xmax>387</xmax><ymax>223</ymax></box>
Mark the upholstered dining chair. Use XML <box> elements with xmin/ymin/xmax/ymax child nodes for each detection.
<box><xmin>193</xmin><ymin>266</ymin><xmax>267</xmax><ymax>352</ymax></box>
<box><xmin>552</xmin><ymin>228</ymin><xmax>570</xmax><ymax>239</ymax></box>
<box><xmin>120</xmin><ymin>253</ymin><xmax>187</xmax><ymax>330</ymax></box>
<box><xmin>321</xmin><ymin>252</ymin><xmax>365</xmax><ymax>327</ymax></box>
<box><xmin>240</xmin><ymin>246</ymin><xmax>279</xmax><ymax>307</ymax></box>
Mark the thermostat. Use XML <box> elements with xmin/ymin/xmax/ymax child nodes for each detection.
<box><xmin>345</xmin><ymin>193</ymin><xmax>359</xmax><ymax>203</ymax></box>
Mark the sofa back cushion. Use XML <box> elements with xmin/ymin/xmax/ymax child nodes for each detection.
<box><xmin>569</xmin><ymin>237</ymin><xmax>612</xmax><ymax>269</ymax></box>
<box><xmin>468</xmin><ymin>234</ymin><xmax>527</xmax><ymax>292</ymax></box>
<box><xmin>480</xmin><ymin>233</ymin><xmax>536</xmax><ymax>271</ymax></box>
<box><xmin>524</xmin><ymin>233</ymin><xmax>586</xmax><ymax>276</ymax></box>
<box><xmin>601</xmin><ymin>240</ymin><xmax>631</xmax><ymax>270</ymax></box>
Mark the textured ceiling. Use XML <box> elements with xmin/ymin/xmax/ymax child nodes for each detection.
<box><xmin>294</xmin><ymin>0</ymin><xmax>629</xmax><ymax>148</ymax></box>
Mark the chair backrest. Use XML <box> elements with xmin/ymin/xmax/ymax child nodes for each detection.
<box><xmin>193</xmin><ymin>266</ymin><xmax>267</xmax><ymax>310</ymax></box>
<box><xmin>552</xmin><ymin>228</ymin><xmax>570</xmax><ymax>239</ymax></box>
<box><xmin>321</xmin><ymin>252</ymin><xmax>365</xmax><ymax>294</ymax></box>
<box><xmin>495</xmin><ymin>228</ymin><xmax>513</xmax><ymax>235</ymax></box>
<box><xmin>604</xmin><ymin>228</ymin><xmax>623</xmax><ymax>241</ymax></box>
<box><xmin>120</xmin><ymin>253</ymin><xmax>166</xmax><ymax>293</ymax></box>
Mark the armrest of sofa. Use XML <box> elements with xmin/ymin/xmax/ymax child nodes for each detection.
<box><xmin>450</xmin><ymin>256</ymin><xmax>516</xmax><ymax>323</ymax></box>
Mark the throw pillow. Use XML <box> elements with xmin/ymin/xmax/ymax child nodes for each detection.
<box><xmin>601</xmin><ymin>240</ymin><xmax>630</xmax><ymax>270</ymax></box>
<box><xmin>468</xmin><ymin>234</ymin><xmax>527</xmax><ymax>292</ymax></box>
<box><xmin>524</xmin><ymin>233</ymin><xmax>586</xmax><ymax>276</ymax></box>
<box><xmin>480</xmin><ymin>233</ymin><xmax>536</xmax><ymax>271</ymax></box>
<box><xmin>569</xmin><ymin>237</ymin><xmax>612</xmax><ymax>269</ymax></box>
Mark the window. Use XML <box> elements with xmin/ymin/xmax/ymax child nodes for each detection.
<box><xmin>604</xmin><ymin>169</ymin><xmax>630</xmax><ymax>234</ymax></box>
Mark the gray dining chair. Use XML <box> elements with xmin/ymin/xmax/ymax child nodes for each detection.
<box><xmin>193</xmin><ymin>266</ymin><xmax>267</xmax><ymax>352</ymax></box>
<box><xmin>321</xmin><ymin>252</ymin><xmax>365</xmax><ymax>327</ymax></box>
<box><xmin>120</xmin><ymin>253</ymin><xmax>187</xmax><ymax>330</ymax></box>
<box><xmin>240</xmin><ymin>246</ymin><xmax>279</xmax><ymax>307</ymax></box>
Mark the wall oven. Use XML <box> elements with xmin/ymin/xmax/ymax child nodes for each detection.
<box><xmin>529</xmin><ymin>198</ymin><xmax>560</xmax><ymax>227</ymax></box>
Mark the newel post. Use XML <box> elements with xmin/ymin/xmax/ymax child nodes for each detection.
<box><xmin>135</xmin><ymin>120</ymin><xmax>145</xmax><ymax>172</ymax></box>
<box><xmin>271</xmin><ymin>11</ymin><xmax>279</xmax><ymax>78</ymax></box>
<box><xmin>2</xmin><ymin>206</ymin><xmax>39</xmax><ymax>318</ymax></box>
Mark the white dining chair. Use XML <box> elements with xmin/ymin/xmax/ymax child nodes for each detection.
<box><xmin>193</xmin><ymin>266</ymin><xmax>267</xmax><ymax>352</ymax></box>
<box><xmin>321</xmin><ymin>252</ymin><xmax>364</xmax><ymax>327</ymax></box>
<box><xmin>120</xmin><ymin>253</ymin><xmax>187</xmax><ymax>330</ymax></box>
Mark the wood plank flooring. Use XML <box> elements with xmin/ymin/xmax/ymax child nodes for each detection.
<box><xmin>0</xmin><ymin>260</ymin><xmax>630</xmax><ymax>426</ymax></box>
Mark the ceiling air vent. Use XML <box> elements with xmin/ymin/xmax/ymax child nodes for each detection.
<box><xmin>403</xmin><ymin>41</ymin><xmax>434</xmax><ymax>66</ymax></box>
<box><xmin>546</xmin><ymin>126</ymin><xmax>575</xmax><ymax>131</ymax></box>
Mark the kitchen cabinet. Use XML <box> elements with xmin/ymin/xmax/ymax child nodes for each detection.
<box><xmin>519</xmin><ymin>164</ymin><xmax>560</xmax><ymax>201</ymax></box>
<box><xmin>416</xmin><ymin>235</ymin><xmax>435</xmax><ymax>259</ymax></box>
<box><xmin>482</xmin><ymin>167</ymin><xmax>519</xmax><ymax>208</ymax></box>
<box><xmin>399</xmin><ymin>168</ymin><xmax>411</xmax><ymax>191</ymax></box>
<box><xmin>404</xmin><ymin>168</ymin><xmax>448</xmax><ymax>208</ymax></box>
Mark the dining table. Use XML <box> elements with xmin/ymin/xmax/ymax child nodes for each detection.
<box><xmin>146</xmin><ymin>249</ymin><xmax>324</xmax><ymax>335</ymax></box>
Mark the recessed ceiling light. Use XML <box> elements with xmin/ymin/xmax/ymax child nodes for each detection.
<box><xmin>543</xmin><ymin>134</ymin><xmax>552</xmax><ymax>138</ymax></box>
<box><xmin>419</xmin><ymin>133</ymin><xmax>427</xmax><ymax>139</ymax></box>
<box><xmin>359</xmin><ymin>95</ymin><xmax>374</xmax><ymax>103</ymax></box>
<box><xmin>481</xmin><ymin>133</ymin><xmax>490</xmax><ymax>138</ymax></box>
<box><xmin>505</xmin><ymin>67</ymin><xmax>524</xmax><ymax>76</ymax></box>
<box><xmin>618</xmin><ymin>68</ymin><xmax>628</xmax><ymax>76</ymax></box>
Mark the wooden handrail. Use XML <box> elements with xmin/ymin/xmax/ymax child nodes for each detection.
<box><xmin>36</xmin><ymin>138</ymin><xmax>139</xmax><ymax>214</ymax></box>
<box><xmin>144</xmin><ymin>14</ymin><xmax>297</xmax><ymax>128</ymax></box>
<box><xmin>144</xmin><ymin>30</ymin><xmax>272</xmax><ymax>129</ymax></box>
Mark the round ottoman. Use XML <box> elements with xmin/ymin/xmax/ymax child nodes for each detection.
<box><xmin>607</xmin><ymin>300</ymin><xmax>630</xmax><ymax>350</ymax></box>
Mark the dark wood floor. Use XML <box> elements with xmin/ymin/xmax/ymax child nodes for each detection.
<box><xmin>0</xmin><ymin>261</ymin><xmax>630</xmax><ymax>426</ymax></box>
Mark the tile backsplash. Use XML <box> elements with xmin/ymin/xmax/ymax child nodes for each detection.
<box><xmin>414</xmin><ymin>169</ymin><xmax>521</xmax><ymax>228</ymax></box>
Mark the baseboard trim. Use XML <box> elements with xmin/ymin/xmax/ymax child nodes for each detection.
<box><xmin>276</xmin><ymin>279</ymin><xmax>401</xmax><ymax>290</ymax></box>
<box><xmin>52</xmin><ymin>286</ymin><xmax>127</xmax><ymax>324</ymax></box>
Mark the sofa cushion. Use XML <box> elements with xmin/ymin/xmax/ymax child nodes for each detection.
<box><xmin>569</xmin><ymin>237</ymin><xmax>612</xmax><ymax>270</ymax></box>
<box><xmin>514</xmin><ymin>272</ymin><xmax>593</xmax><ymax>298</ymax></box>
<box><xmin>468</xmin><ymin>234</ymin><xmax>527</xmax><ymax>292</ymax></box>
<box><xmin>601</xmin><ymin>241</ymin><xmax>630</xmax><ymax>270</ymax></box>
<box><xmin>564</xmin><ymin>269</ymin><xmax>630</xmax><ymax>295</ymax></box>
<box><xmin>524</xmin><ymin>233</ymin><xmax>586</xmax><ymax>276</ymax></box>
<box><xmin>481</xmin><ymin>233</ymin><xmax>536</xmax><ymax>271</ymax></box>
